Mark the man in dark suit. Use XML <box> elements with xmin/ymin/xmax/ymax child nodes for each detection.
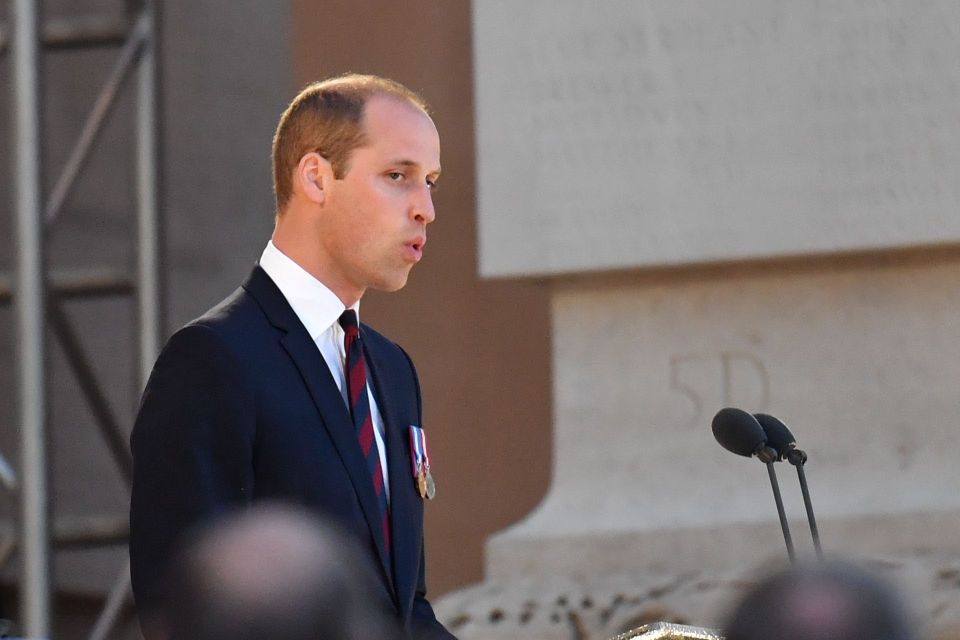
<box><xmin>130</xmin><ymin>74</ymin><xmax>455</xmax><ymax>639</ymax></box>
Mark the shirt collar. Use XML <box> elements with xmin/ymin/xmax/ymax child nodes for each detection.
<box><xmin>258</xmin><ymin>240</ymin><xmax>359</xmax><ymax>340</ymax></box>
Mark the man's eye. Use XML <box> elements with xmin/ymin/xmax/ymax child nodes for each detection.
<box><xmin>426</xmin><ymin>179</ymin><xmax>438</xmax><ymax>191</ymax></box>
<box><xmin>387</xmin><ymin>171</ymin><xmax>404</xmax><ymax>181</ymax></box>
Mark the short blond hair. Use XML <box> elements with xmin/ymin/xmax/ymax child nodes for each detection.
<box><xmin>271</xmin><ymin>74</ymin><xmax>429</xmax><ymax>212</ymax></box>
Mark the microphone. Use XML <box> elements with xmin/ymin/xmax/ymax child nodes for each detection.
<box><xmin>711</xmin><ymin>407</ymin><xmax>778</xmax><ymax>463</ymax></box>
<box><xmin>754</xmin><ymin>413</ymin><xmax>823</xmax><ymax>560</ymax></box>
<box><xmin>712</xmin><ymin>408</ymin><xmax>795</xmax><ymax>563</ymax></box>
<box><xmin>754</xmin><ymin>413</ymin><xmax>807</xmax><ymax>466</ymax></box>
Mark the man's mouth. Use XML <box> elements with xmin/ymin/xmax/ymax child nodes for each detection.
<box><xmin>405</xmin><ymin>236</ymin><xmax>426</xmax><ymax>261</ymax></box>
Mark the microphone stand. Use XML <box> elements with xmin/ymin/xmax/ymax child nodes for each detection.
<box><xmin>786</xmin><ymin>449</ymin><xmax>823</xmax><ymax>560</ymax></box>
<box><xmin>765</xmin><ymin>461</ymin><xmax>796</xmax><ymax>564</ymax></box>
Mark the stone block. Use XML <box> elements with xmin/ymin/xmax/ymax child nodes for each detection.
<box><xmin>473</xmin><ymin>0</ymin><xmax>960</xmax><ymax>276</ymax></box>
<box><xmin>490</xmin><ymin>258</ymin><xmax>960</xmax><ymax>568</ymax></box>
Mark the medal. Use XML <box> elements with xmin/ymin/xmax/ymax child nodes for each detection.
<box><xmin>417</xmin><ymin>466</ymin><xmax>428</xmax><ymax>498</ymax></box>
<box><xmin>409</xmin><ymin>425</ymin><xmax>436</xmax><ymax>500</ymax></box>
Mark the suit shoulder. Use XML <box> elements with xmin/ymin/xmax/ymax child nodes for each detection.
<box><xmin>166</xmin><ymin>286</ymin><xmax>269</xmax><ymax>352</ymax></box>
<box><xmin>191</xmin><ymin>285</ymin><xmax>261</xmax><ymax>331</ymax></box>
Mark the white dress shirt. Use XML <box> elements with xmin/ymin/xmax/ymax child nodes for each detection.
<box><xmin>259</xmin><ymin>240</ymin><xmax>390</xmax><ymax>499</ymax></box>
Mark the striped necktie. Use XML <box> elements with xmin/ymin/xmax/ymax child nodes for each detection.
<box><xmin>338</xmin><ymin>310</ymin><xmax>391</xmax><ymax>550</ymax></box>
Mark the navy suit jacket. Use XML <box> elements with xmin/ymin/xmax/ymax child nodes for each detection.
<box><xmin>129</xmin><ymin>266</ymin><xmax>454</xmax><ymax>639</ymax></box>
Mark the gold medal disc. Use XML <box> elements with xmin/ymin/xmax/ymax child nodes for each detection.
<box><xmin>425</xmin><ymin>471</ymin><xmax>436</xmax><ymax>500</ymax></box>
<box><xmin>417</xmin><ymin>468</ymin><xmax>427</xmax><ymax>498</ymax></box>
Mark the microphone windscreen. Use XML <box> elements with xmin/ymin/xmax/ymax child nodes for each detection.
<box><xmin>712</xmin><ymin>408</ymin><xmax>766</xmax><ymax>457</ymax></box>
<box><xmin>754</xmin><ymin>413</ymin><xmax>796</xmax><ymax>458</ymax></box>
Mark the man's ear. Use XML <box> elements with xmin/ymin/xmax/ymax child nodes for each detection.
<box><xmin>295</xmin><ymin>152</ymin><xmax>334</xmax><ymax>205</ymax></box>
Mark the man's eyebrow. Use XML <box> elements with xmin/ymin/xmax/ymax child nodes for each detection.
<box><xmin>391</xmin><ymin>159</ymin><xmax>442</xmax><ymax>176</ymax></box>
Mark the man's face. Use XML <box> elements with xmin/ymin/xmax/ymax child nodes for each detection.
<box><xmin>318</xmin><ymin>95</ymin><xmax>441</xmax><ymax>303</ymax></box>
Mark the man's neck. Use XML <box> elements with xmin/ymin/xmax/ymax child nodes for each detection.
<box><xmin>270</xmin><ymin>229</ymin><xmax>362</xmax><ymax>308</ymax></box>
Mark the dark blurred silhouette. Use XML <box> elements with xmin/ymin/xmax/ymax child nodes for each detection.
<box><xmin>723</xmin><ymin>561</ymin><xmax>918</xmax><ymax>640</ymax></box>
<box><xmin>157</xmin><ymin>503</ymin><xmax>402</xmax><ymax>640</ymax></box>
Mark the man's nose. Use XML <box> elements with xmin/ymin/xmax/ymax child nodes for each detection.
<box><xmin>411</xmin><ymin>186</ymin><xmax>436</xmax><ymax>224</ymax></box>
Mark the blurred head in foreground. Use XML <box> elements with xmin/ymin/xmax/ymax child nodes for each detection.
<box><xmin>160</xmin><ymin>503</ymin><xmax>400</xmax><ymax>640</ymax></box>
<box><xmin>722</xmin><ymin>561</ymin><xmax>917</xmax><ymax>640</ymax></box>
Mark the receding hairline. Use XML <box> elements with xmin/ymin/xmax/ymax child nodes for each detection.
<box><xmin>302</xmin><ymin>73</ymin><xmax>430</xmax><ymax>114</ymax></box>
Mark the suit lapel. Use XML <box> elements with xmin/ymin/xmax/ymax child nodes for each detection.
<box><xmin>364</xmin><ymin>336</ymin><xmax>423</xmax><ymax>617</ymax></box>
<box><xmin>242</xmin><ymin>267</ymin><xmax>395</xmax><ymax>593</ymax></box>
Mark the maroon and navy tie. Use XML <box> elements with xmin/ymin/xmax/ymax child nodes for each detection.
<box><xmin>339</xmin><ymin>310</ymin><xmax>391</xmax><ymax>551</ymax></box>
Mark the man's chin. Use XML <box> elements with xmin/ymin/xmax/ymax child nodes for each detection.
<box><xmin>371</xmin><ymin>274</ymin><xmax>411</xmax><ymax>294</ymax></box>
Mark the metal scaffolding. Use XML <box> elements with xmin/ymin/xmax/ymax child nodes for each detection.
<box><xmin>3</xmin><ymin>0</ymin><xmax>162</xmax><ymax>636</ymax></box>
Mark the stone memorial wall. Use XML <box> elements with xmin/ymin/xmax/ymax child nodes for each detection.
<box><xmin>473</xmin><ymin>0</ymin><xmax>960</xmax><ymax>276</ymax></box>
